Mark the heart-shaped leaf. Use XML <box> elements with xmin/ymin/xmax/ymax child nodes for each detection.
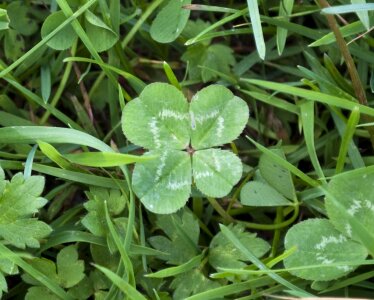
<box><xmin>284</xmin><ymin>218</ymin><xmax>367</xmax><ymax>281</ymax></box>
<box><xmin>150</xmin><ymin>0</ymin><xmax>191</xmax><ymax>43</ymax></box>
<box><xmin>132</xmin><ymin>150</ymin><xmax>191</xmax><ymax>214</ymax></box>
<box><xmin>122</xmin><ymin>83</ymin><xmax>190</xmax><ymax>150</ymax></box>
<box><xmin>240</xmin><ymin>181</ymin><xmax>292</xmax><ymax>206</ymax></box>
<box><xmin>192</xmin><ymin>149</ymin><xmax>242</xmax><ymax>198</ymax></box>
<box><xmin>190</xmin><ymin>85</ymin><xmax>249</xmax><ymax>150</ymax></box>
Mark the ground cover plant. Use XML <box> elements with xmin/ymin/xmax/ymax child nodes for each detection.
<box><xmin>0</xmin><ymin>0</ymin><xmax>374</xmax><ymax>299</ymax></box>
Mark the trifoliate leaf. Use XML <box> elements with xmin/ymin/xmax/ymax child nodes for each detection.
<box><xmin>84</xmin><ymin>10</ymin><xmax>118</xmax><ymax>52</ymax></box>
<box><xmin>122</xmin><ymin>83</ymin><xmax>190</xmax><ymax>150</ymax></box>
<box><xmin>132</xmin><ymin>150</ymin><xmax>191</xmax><ymax>214</ymax></box>
<box><xmin>0</xmin><ymin>173</ymin><xmax>51</xmax><ymax>248</ymax></box>
<box><xmin>82</xmin><ymin>187</ymin><xmax>127</xmax><ymax>237</ymax></box>
<box><xmin>209</xmin><ymin>224</ymin><xmax>270</xmax><ymax>270</ymax></box>
<box><xmin>148</xmin><ymin>208</ymin><xmax>199</xmax><ymax>264</ymax></box>
<box><xmin>259</xmin><ymin>148</ymin><xmax>296</xmax><ymax>200</ymax></box>
<box><xmin>150</xmin><ymin>0</ymin><xmax>191</xmax><ymax>43</ymax></box>
<box><xmin>325</xmin><ymin>169</ymin><xmax>374</xmax><ymax>252</ymax></box>
<box><xmin>41</xmin><ymin>11</ymin><xmax>77</xmax><ymax>50</ymax></box>
<box><xmin>190</xmin><ymin>85</ymin><xmax>249</xmax><ymax>149</ymax></box>
<box><xmin>240</xmin><ymin>181</ymin><xmax>292</xmax><ymax>206</ymax></box>
<box><xmin>57</xmin><ymin>245</ymin><xmax>85</xmax><ymax>288</ymax></box>
<box><xmin>284</xmin><ymin>219</ymin><xmax>367</xmax><ymax>281</ymax></box>
<box><xmin>193</xmin><ymin>149</ymin><xmax>242</xmax><ymax>198</ymax></box>
<box><xmin>170</xmin><ymin>269</ymin><xmax>220</xmax><ymax>300</ymax></box>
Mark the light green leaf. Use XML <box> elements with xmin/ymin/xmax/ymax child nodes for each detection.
<box><xmin>122</xmin><ymin>83</ymin><xmax>190</xmax><ymax>150</ymax></box>
<box><xmin>190</xmin><ymin>85</ymin><xmax>249</xmax><ymax>149</ymax></box>
<box><xmin>259</xmin><ymin>148</ymin><xmax>296</xmax><ymax>200</ymax></box>
<box><xmin>84</xmin><ymin>10</ymin><xmax>118</xmax><ymax>52</ymax></box>
<box><xmin>132</xmin><ymin>150</ymin><xmax>191</xmax><ymax>214</ymax></box>
<box><xmin>240</xmin><ymin>181</ymin><xmax>292</xmax><ymax>207</ymax></box>
<box><xmin>41</xmin><ymin>11</ymin><xmax>77</xmax><ymax>50</ymax></box>
<box><xmin>246</xmin><ymin>0</ymin><xmax>266</xmax><ymax>59</ymax></box>
<box><xmin>276</xmin><ymin>0</ymin><xmax>294</xmax><ymax>55</ymax></box>
<box><xmin>0</xmin><ymin>8</ymin><xmax>10</xmax><ymax>31</ymax></box>
<box><xmin>209</xmin><ymin>224</ymin><xmax>270</xmax><ymax>270</ymax></box>
<box><xmin>150</xmin><ymin>0</ymin><xmax>191</xmax><ymax>43</ymax></box>
<box><xmin>192</xmin><ymin>149</ymin><xmax>242</xmax><ymax>198</ymax></box>
<box><xmin>65</xmin><ymin>151</ymin><xmax>156</xmax><ymax>167</ymax></box>
<box><xmin>57</xmin><ymin>245</ymin><xmax>85</xmax><ymax>288</ymax></box>
<box><xmin>284</xmin><ymin>219</ymin><xmax>367</xmax><ymax>281</ymax></box>
<box><xmin>325</xmin><ymin>169</ymin><xmax>374</xmax><ymax>254</ymax></box>
<box><xmin>0</xmin><ymin>173</ymin><xmax>51</xmax><ymax>248</ymax></box>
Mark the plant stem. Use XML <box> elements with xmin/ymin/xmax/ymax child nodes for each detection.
<box><xmin>317</xmin><ymin>0</ymin><xmax>374</xmax><ymax>149</ymax></box>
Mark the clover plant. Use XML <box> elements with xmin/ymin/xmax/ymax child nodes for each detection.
<box><xmin>122</xmin><ymin>83</ymin><xmax>249</xmax><ymax>214</ymax></box>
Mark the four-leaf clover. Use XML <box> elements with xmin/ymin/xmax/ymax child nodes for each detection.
<box><xmin>122</xmin><ymin>83</ymin><xmax>249</xmax><ymax>214</ymax></box>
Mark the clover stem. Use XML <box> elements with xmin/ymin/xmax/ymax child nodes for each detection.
<box><xmin>187</xmin><ymin>145</ymin><xmax>195</xmax><ymax>155</ymax></box>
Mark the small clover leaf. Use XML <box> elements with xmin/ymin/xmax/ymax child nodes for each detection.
<box><xmin>325</xmin><ymin>169</ymin><xmax>374</xmax><ymax>251</ymax></box>
<box><xmin>284</xmin><ymin>219</ymin><xmax>367</xmax><ymax>281</ymax></box>
<box><xmin>122</xmin><ymin>83</ymin><xmax>249</xmax><ymax>214</ymax></box>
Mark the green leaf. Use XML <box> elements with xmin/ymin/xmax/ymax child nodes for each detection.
<box><xmin>132</xmin><ymin>150</ymin><xmax>191</xmax><ymax>214</ymax></box>
<box><xmin>57</xmin><ymin>245</ymin><xmax>85</xmax><ymax>288</ymax></box>
<box><xmin>276</xmin><ymin>0</ymin><xmax>294</xmax><ymax>55</ymax></box>
<box><xmin>192</xmin><ymin>149</ymin><xmax>242</xmax><ymax>198</ymax></box>
<box><xmin>82</xmin><ymin>187</ymin><xmax>127</xmax><ymax>237</ymax></box>
<box><xmin>209</xmin><ymin>224</ymin><xmax>270</xmax><ymax>270</ymax></box>
<box><xmin>41</xmin><ymin>10</ymin><xmax>77</xmax><ymax>50</ymax></box>
<box><xmin>240</xmin><ymin>181</ymin><xmax>292</xmax><ymax>207</ymax></box>
<box><xmin>182</xmin><ymin>44</ymin><xmax>235</xmax><ymax>82</ymax></box>
<box><xmin>25</xmin><ymin>286</ymin><xmax>61</xmax><ymax>300</ymax></box>
<box><xmin>190</xmin><ymin>85</ymin><xmax>249</xmax><ymax>149</ymax></box>
<box><xmin>150</xmin><ymin>0</ymin><xmax>191</xmax><ymax>43</ymax></box>
<box><xmin>325</xmin><ymin>169</ymin><xmax>374</xmax><ymax>254</ymax></box>
<box><xmin>4</xmin><ymin>29</ymin><xmax>24</xmax><ymax>62</ymax></box>
<box><xmin>65</xmin><ymin>151</ymin><xmax>156</xmax><ymax>167</ymax></box>
<box><xmin>0</xmin><ymin>8</ymin><xmax>10</xmax><ymax>31</ymax></box>
<box><xmin>122</xmin><ymin>83</ymin><xmax>190</xmax><ymax>150</ymax></box>
<box><xmin>284</xmin><ymin>219</ymin><xmax>368</xmax><ymax>281</ymax></box>
<box><xmin>0</xmin><ymin>173</ymin><xmax>51</xmax><ymax>248</ymax></box>
<box><xmin>84</xmin><ymin>10</ymin><xmax>118</xmax><ymax>52</ymax></box>
<box><xmin>246</xmin><ymin>0</ymin><xmax>266</xmax><ymax>59</ymax></box>
<box><xmin>7</xmin><ymin>1</ymin><xmax>38</xmax><ymax>36</ymax></box>
<box><xmin>148</xmin><ymin>208</ymin><xmax>199</xmax><ymax>265</ymax></box>
<box><xmin>170</xmin><ymin>269</ymin><xmax>220</xmax><ymax>300</ymax></box>
<box><xmin>259</xmin><ymin>148</ymin><xmax>296</xmax><ymax>200</ymax></box>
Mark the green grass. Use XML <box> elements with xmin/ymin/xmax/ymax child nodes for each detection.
<box><xmin>0</xmin><ymin>0</ymin><xmax>374</xmax><ymax>299</ymax></box>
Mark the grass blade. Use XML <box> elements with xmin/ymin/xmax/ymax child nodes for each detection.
<box><xmin>246</xmin><ymin>0</ymin><xmax>266</xmax><ymax>60</ymax></box>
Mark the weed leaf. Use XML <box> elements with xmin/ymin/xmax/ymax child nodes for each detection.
<box><xmin>209</xmin><ymin>224</ymin><xmax>270</xmax><ymax>270</ymax></box>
